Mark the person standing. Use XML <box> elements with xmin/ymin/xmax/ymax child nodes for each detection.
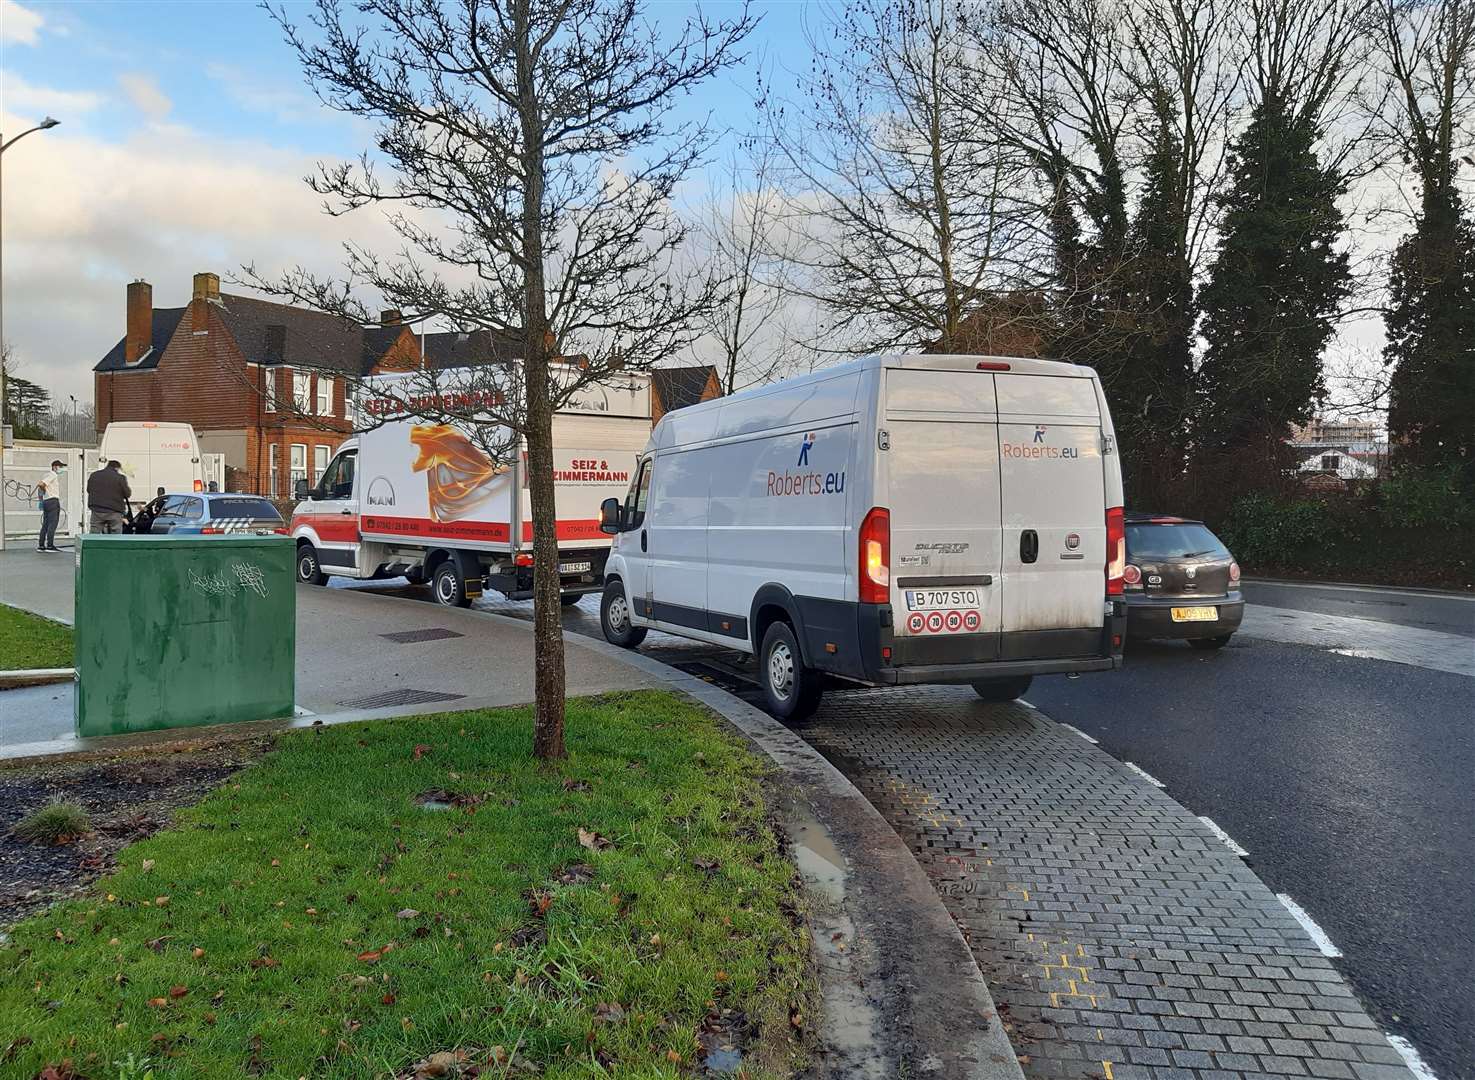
<box><xmin>86</xmin><ymin>459</ymin><xmax>131</xmax><ymax>534</ymax></box>
<box><xmin>36</xmin><ymin>458</ymin><xmax>65</xmax><ymax>552</ymax></box>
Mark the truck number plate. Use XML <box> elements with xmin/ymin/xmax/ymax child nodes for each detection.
<box><xmin>1171</xmin><ymin>606</ymin><xmax>1218</xmax><ymax>622</ymax></box>
<box><xmin>905</xmin><ymin>588</ymin><xmax>980</xmax><ymax>611</ymax></box>
<box><xmin>559</xmin><ymin>561</ymin><xmax>592</xmax><ymax>575</ymax></box>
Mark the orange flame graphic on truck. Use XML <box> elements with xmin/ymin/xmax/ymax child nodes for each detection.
<box><xmin>409</xmin><ymin>425</ymin><xmax>505</xmax><ymax>522</ymax></box>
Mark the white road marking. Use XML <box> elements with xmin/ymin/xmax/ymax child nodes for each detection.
<box><xmin>1238</xmin><ymin>606</ymin><xmax>1474</xmax><ymax>677</ymax></box>
<box><xmin>1276</xmin><ymin>893</ymin><xmax>1342</xmax><ymax>957</ymax></box>
<box><xmin>1386</xmin><ymin>1034</ymin><xmax>1440</xmax><ymax>1080</ymax></box>
<box><xmin>1245</xmin><ymin>577</ymin><xmax>1475</xmax><ymax>603</ymax></box>
<box><xmin>1123</xmin><ymin>761</ymin><xmax>1166</xmax><ymax>787</ymax></box>
<box><xmin>1017</xmin><ymin>699</ymin><xmax>1038</xmax><ymax>711</ymax></box>
<box><xmin>1059</xmin><ymin>723</ymin><xmax>1098</xmax><ymax>744</ymax></box>
<box><xmin>1197</xmin><ymin>815</ymin><xmax>1249</xmax><ymax>857</ymax></box>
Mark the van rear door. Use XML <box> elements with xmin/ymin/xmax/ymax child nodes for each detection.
<box><xmin>882</xmin><ymin>368</ymin><xmax>1002</xmax><ymax>650</ymax></box>
<box><xmin>996</xmin><ymin>373</ymin><xmax>1106</xmax><ymax>646</ymax></box>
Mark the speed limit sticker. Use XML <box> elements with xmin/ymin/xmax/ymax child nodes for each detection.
<box><xmin>907</xmin><ymin>612</ymin><xmax>926</xmax><ymax>634</ymax></box>
<box><xmin>944</xmin><ymin>610</ymin><xmax>963</xmax><ymax>631</ymax></box>
<box><xmin>925</xmin><ymin>611</ymin><xmax>945</xmax><ymax>633</ymax></box>
<box><xmin>963</xmin><ymin>610</ymin><xmax>981</xmax><ymax>632</ymax></box>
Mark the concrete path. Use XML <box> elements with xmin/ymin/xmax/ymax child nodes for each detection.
<box><xmin>0</xmin><ymin>545</ymin><xmax>75</xmax><ymax>625</ymax></box>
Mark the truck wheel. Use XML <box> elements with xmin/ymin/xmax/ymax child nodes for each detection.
<box><xmin>600</xmin><ymin>581</ymin><xmax>647</xmax><ymax>648</ymax></box>
<box><xmin>760</xmin><ymin>621</ymin><xmax>823</xmax><ymax>721</ymax></box>
<box><xmin>971</xmin><ymin>675</ymin><xmax>1032</xmax><ymax>702</ymax></box>
<box><xmin>296</xmin><ymin>544</ymin><xmax>327</xmax><ymax>586</ymax></box>
<box><xmin>432</xmin><ymin>562</ymin><xmax>471</xmax><ymax>608</ymax></box>
<box><xmin>1189</xmin><ymin>633</ymin><xmax>1233</xmax><ymax>650</ymax></box>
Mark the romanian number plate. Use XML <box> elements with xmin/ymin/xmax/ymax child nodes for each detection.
<box><xmin>905</xmin><ymin>588</ymin><xmax>981</xmax><ymax>611</ymax></box>
<box><xmin>558</xmin><ymin>561</ymin><xmax>592</xmax><ymax>575</ymax></box>
<box><xmin>1171</xmin><ymin>606</ymin><xmax>1218</xmax><ymax>623</ymax></box>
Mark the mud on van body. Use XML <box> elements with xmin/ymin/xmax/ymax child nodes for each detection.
<box><xmin>598</xmin><ymin>354</ymin><xmax>1128</xmax><ymax>719</ymax></box>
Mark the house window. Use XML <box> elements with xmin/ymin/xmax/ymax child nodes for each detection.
<box><xmin>317</xmin><ymin>376</ymin><xmax>334</xmax><ymax>416</ymax></box>
<box><xmin>290</xmin><ymin>443</ymin><xmax>308</xmax><ymax>492</ymax></box>
<box><xmin>293</xmin><ymin>372</ymin><xmax>311</xmax><ymax>413</ymax></box>
<box><xmin>313</xmin><ymin>444</ymin><xmax>330</xmax><ymax>483</ymax></box>
<box><xmin>264</xmin><ymin>369</ymin><xmax>278</xmax><ymax>413</ymax></box>
<box><xmin>1321</xmin><ymin>454</ymin><xmax>1340</xmax><ymax>471</ymax></box>
<box><xmin>268</xmin><ymin>445</ymin><xmax>279</xmax><ymax>498</ymax></box>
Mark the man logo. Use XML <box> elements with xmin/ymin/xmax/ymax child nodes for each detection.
<box><xmin>1033</xmin><ymin>425</ymin><xmax>1047</xmax><ymax>444</ymax></box>
<box><xmin>366</xmin><ymin>477</ymin><xmax>396</xmax><ymax>507</ymax></box>
<box><xmin>798</xmin><ymin>432</ymin><xmax>815</xmax><ymax>467</ymax></box>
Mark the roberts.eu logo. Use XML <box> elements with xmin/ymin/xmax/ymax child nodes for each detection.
<box><xmin>767</xmin><ymin>431</ymin><xmax>845</xmax><ymax>497</ymax></box>
<box><xmin>1003</xmin><ymin>425</ymin><xmax>1081</xmax><ymax>460</ymax></box>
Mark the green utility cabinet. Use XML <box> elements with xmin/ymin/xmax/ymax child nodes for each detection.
<box><xmin>74</xmin><ymin>535</ymin><xmax>295</xmax><ymax>737</ymax></box>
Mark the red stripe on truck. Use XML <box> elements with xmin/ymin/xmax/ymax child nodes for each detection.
<box><xmin>294</xmin><ymin>513</ymin><xmax>361</xmax><ymax>543</ymax></box>
<box><xmin>361</xmin><ymin>515</ymin><xmax>605</xmax><ymax>543</ymax></box>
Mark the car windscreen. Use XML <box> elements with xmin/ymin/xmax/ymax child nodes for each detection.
<box><xmin>1126</xmin><ymin>522</ymin><xmax>1229</xmax><ymax>560</ymax></box>
<box><xmin>209</xmin><ymin>498</ymin><xmax>283</xmax><ymax>521</ymax></box>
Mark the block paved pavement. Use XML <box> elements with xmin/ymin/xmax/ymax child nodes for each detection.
<box><xmin>798</xmin><ymin>685</ymin><xmax>1418</xmax><ymax>1080</ymax></box>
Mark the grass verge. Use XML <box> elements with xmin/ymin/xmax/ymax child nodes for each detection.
<box><xmin>0</xmin><ymin>691</ymin><xmax>812</xmax><ymax>1078</ymax></box>
<box><xmin>0</xmin><ymin>603</ymin><xmax>73</xmax><ymax>671</ymax></box>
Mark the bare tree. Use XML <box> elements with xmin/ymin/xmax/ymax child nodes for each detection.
<box><xmin>253</xmin><ymin>0</ymin><xmax>754</xmax><ymax>759</ymax></box>
<box><xmin>699</xmin><ymin>145</ymin><xmax>795</xmax><ymax>393</ymax></box>
<box><xmin>763</xmin><ymin>0</ymin><xmax>1047</xmax><ymax>355</ymax></box>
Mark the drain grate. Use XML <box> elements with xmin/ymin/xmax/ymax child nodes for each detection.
<box><xmin>379</xmin><ymin>628</ymin><xmax>465</xmax><ymax>644</ymax></box>
<box><xmin>337</xmin><ymin>688</ymin><xmax>466</xmax><ymax>709</ymax></box>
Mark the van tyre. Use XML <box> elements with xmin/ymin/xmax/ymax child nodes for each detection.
<box><xmin>432</xmin><ymin>562</ymin><xmax>472</xmax><ymax>608</ymax></box>
<box><xmin>972</xmin><ymin>675</ymin><xmax>1032</xmax><ymax>702</ymax></box>
<box><xmin>760</xmin><ymin>622</ymin><xmax>823</xmax><ymax>721</ymax></box>
<box><xmin>296</xmin><ymin>544</ymin><xmax>326</xmax><ymax>586</ymax></box>
<box><xmin>1189</xmin><ymin>633</ymin><xmax>1233</xmax><ymax>650</ymax></box>
<box><xmin>601</xmin><ymin>581</ymin><xmax>647</xmax><ymax>648</ymax></box>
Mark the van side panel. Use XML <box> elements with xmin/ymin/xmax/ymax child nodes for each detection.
<box><xmin>644</xmin><ymin>448</ymin><xmax>713</xmax><ymax>632</ymax></box>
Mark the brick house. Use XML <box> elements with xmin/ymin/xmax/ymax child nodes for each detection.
<box><xmin>94</xmin><ymin>272</ymin><xmax>518</xmax><ymax>495</ymax></box>
<box><xmin>649</xmin><ymin>365</ymin><xmax>722</xmax><ymax>423</ymax></box>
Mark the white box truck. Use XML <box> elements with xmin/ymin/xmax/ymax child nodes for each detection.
<box><xmin>595</xmin><ymin>354</ymin><xmax>1127</xmax><ymax>717</ymax></box>
<box><xmin>97</xmin><ymin>422</ymin><xmax>219</xmax><ymax>508</ymax></box>
<box><xmin>289</xmin><ymin>371</ymin><xmax>652</xmax><ymax>605</ymax></box>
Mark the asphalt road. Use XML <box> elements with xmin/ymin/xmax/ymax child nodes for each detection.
<box><xmin>1243</xmin><ymin>578</ymin><xmax>1475</xmax><ymax>638</ymax></box>
<box><xmin>358</xmin><ymin>576</ymin><xmax>1475</xmax><ymax>1079</ymax></box>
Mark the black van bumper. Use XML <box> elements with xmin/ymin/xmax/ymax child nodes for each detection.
<box><xmin>835</xmin><ymin>601</ymin><xmax>1126</xmax><ymax>686</ymax></box>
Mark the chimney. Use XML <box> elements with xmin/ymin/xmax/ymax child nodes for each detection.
<box><xmin>264</xmin><ymin>324</ymin><xmax>286</xmax><ymax>364</ymax></box>
<box><xmin>125</xmin><ymin>279</ymin><xmax>152</xmax><ymax>365</ymax></box>
<box><xmin>192</xmin><ymin>271</ymin><xmax>221</xmax><ymax>301</ymax></box>
<box><xmin>380</xmin><ymin>308</ymin><xmax>402</xmax><ymax>326</ymax></box>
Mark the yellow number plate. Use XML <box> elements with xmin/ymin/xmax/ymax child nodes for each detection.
<box><xmin>1171</xmin><ymin>606</ymin><xmax>1218</xmax><ymax>623</ymax></box>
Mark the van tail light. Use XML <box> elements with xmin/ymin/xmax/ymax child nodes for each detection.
<box><xmin>193</xmin><ymin>479</ymin><xmax>203</xmax><ymax>492</ymax></box>
<box><xmin>272</xmin><ymin>527</ymin><xmax>289</xmax><ymax>535</ymax></box>
<box><xmin>859</xmin><ymin>507</ymin><xmax>890</xmax><ymax>604</ymax></box>
<box><xmin>1122</xmin><ymin>563</ymin><xmax>1142</xmax><ymax>588</ymax></box>
<box><xmin>1105</xmin><ymin>506</ymin><xmax>1125</xmax><ymax>596</ymax></box>
<box><xmin>1229</xmin><ymin>560</ymin><xmax>1241</xmax><ymax>584</ymax></box>
<box><xmin>514</xmin><ymin>553</ymin><xmax>534</xmax><ymax>567</ymax></box>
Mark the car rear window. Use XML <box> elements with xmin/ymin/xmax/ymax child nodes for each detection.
<box><xmin>1126</xmin><ymin>522</ymin><xmax>1229</xmax><ymax>560</ymax></box>
<box><xmin>209</xmin><ymin>498</ymin><xmax>283</xmax><ymax>521</ymax></box>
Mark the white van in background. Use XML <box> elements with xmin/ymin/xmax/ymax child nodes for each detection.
<box><xmin>98</xmin><ymin>422</ymin><xmax>209</xmax><ymax>508</ymax></box>
<box><xmin>596</xmin><ymin>354</ymin><xmax>1127</xmax><ymax>718</ymax></box>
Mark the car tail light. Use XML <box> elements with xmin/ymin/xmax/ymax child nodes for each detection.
<box><xmin>1122</xmin><ymin>563</ymin><xmax>1142</xmax><ymax>587</ymax></box>
<box><xmin>859</xmin><ymin>507</ymin><xmax>890</xmax><ymax>604</ymax></box>
<box><xmin>200</xmin><ymin>527</ymin><xmax>224</xmax><ymax>535</ymax></box>
<box><xmin>514</xmin><ymin>553</ymin><xmax>533</xmax><ymax>567</ymax></box>
<box><xmin>1105</xmin><ymin>506</ymin><xmax>1125</xmax><ymax>596</ymax></box>
<box><xmin>1229</xmin><ymin>560</ymin><xmax>1241</xmax><ymax>584</ymax></box>
<box><xmin>193</xmin><ymin>479</ymin><xmax>203</xmax><ymax>492</ymax></box>
<box><xmin>273</xmin><ymin>527</ymin><xmax>289</xmax><ymax>535</ymax></box>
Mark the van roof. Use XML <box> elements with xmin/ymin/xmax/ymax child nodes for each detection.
<box><xmin>650</xmin><ymin>353</ymin><xmax>1094</xmax><ymax>437</ymax></box>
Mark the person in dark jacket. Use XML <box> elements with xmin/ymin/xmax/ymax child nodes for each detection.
<box><xmin>86</xmin><ymin>460</ymin><xmax>131</xmax><ymax>534</ymax></box>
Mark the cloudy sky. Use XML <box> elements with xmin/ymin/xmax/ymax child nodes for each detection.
<box><xmin>0</xmin><ymin>0</ymin><xmax>808</xmax><ymax>411</ymax></box>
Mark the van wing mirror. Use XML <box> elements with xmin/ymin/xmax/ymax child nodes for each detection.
<box><xmin>294</xmin><ymin>478</ymin><xmax>310</xmax><ymax>501</ymax></box>
<box><xmin>599</xmin><ymin>497</ymin><xmax>623</xmax><ymax>534</ymax></box>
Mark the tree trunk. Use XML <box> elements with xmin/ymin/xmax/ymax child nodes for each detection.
<box><xmin>516</xmin><ymin>0</ymin><xmax>567</xmax><ymax>761</ymax></box>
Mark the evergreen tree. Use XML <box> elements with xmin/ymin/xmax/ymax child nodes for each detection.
<box><xmin>1385</xmin><ymin>182</ymin><xmax>1475</xmax><ymax>478</ymax></box>
<box><xmin>1196</xmin><ymin>97</ymin><xmax>1351</xmax><ymax>473</ymax></box>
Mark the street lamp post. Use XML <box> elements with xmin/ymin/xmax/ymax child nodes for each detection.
<box><xmin>0</xmin><ymin>116</ymin><xmax>60</xmax><ymax>552</ymax></box>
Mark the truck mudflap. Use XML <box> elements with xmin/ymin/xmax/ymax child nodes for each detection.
<box><xmin>842</xmin><ymin>601</ymin><xmax>1126</xmax><ymax>686</ymax></box>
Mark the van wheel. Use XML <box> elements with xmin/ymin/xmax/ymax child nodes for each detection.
<box><xmin>760</xmin><ymin>622</ymin><xmax>823</xmax><ymax>721</ymax></box>
<box><xmin>600</xmin><ymin>581</ymin><xmax>647</xmax><ymax>648</ymax></box>
<box><xmin>432</xmin><ymin>562</ymin><xmax>471</xmax><ymax>608</ymax></box>
<box><xmin>1189</xmin><ymin>633</ymin><xmax>1233</xmax><ymax>650</ymax></box>
<box><xmin>971</xmin><ymin>675</ymin><xmax>1032</xmax><ymax>702</ymax></box>
<box><xmin>296</xmin><ymin>544</ymin><xmax>326</xmax><ymax>586</ymax></box>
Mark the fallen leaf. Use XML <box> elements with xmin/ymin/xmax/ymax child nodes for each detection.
<box><xmin>593</xmin><ymin>1002</ymin><xmax>626</xmax><ymax>1024</ymax></box>
<box><xmin>145</xmin><ymin>936</ymin><xmax>171</xmax><ymax>953</ymax></box>
<box><xmin>666</xmin><ymin>1050</ymin><xmax>682</xmax><ymax>1064</ymax></box>
<box><xmin>396</xmin><ymin>908</ymin><xmax>420</xmax><ymax>920</ymax></box>
<box><xmin>561</xmin><ymin>778</ymin><xmax>591</xmax><ymax>792</ymax></box>
<box><xmin>692</xmin><ymin>857</ymin><xmax>721</xmax><ymax>873</ymax></box>
<box><xmin>413</xmin><ymin>1050</ymin><xmax>460</xmax><ymax>1078</ymax></box>
<box><xmin>412</xmin><ymin>744</ymin><xmax>432</xmax><ymax>761</ymax></box>
<box><xmin>169</xmin><ymin>985</ymin><xmax>188</xmax><ymax>999</ymax></box>
<box><xmin>714</xmin><ymin>970</ymin><xmax>729</xmax><ymax>983</ymax></box>
<box><xmin>270</xmin><ymin>859</ymin><xmax>281</xmax><ymax>868</ymax></box>
<box><xmin>357</xmin><ymin>950</ymin><xmax>383</xmax><ymax>963</ymax></box>
<box><xmin>141</xmin><ymin>859</ymin><xmax>155</xmax><ymax>872</ymax></box>
<box><xmin>147</xmin><ymin>997</ymin><xmax>169</xmax><ymax>1008</ymax></box>
<box><xmin>192</xmin><ymin>947</ymin><xmax>205</xmax><ymax>959</ymax></box>
<box><xmin>577</xmin><ymin>828</ymin><xmax>612</xmax><ymax>851</ymax></box>
<box><xmin>380</xmin><ymin>992</ymin><xmax>396</xmax><ymax>1006</ymax></box>
<box><xmin>649</xmin><ymin>933</ymin><xmax>662</xmax><ymax>947</ymax></box>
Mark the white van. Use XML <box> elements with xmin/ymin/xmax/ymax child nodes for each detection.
<box><xmin>98</xmin><ymin>422</ymin><xmax>208</xmax><ymax>508</ymax></box>
<box><xmin>596</xmin><ymin>354</ymin><xmax>1127</xmax><ymax>718</ymax></box>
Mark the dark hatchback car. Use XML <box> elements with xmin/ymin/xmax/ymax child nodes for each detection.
<box><xmin>1123</xmin><ymin>513</ymin><xmax>1243</xmax><ymax>649</ymax></box>
<box><xmin>137</xmin><ymin>493</ymin><xmax>287</xmax><ymax>536</ymax></box>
